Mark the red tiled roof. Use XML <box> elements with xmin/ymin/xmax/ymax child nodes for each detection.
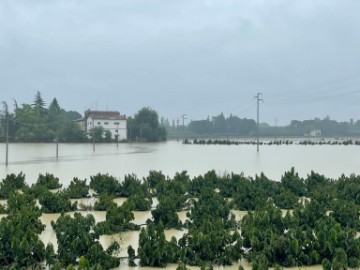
<box><xmin>85</xmin><ymin>110</ymin><xmax>126</xmax><ymax>120</ymax></box>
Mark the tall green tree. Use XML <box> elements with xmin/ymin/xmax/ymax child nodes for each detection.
<box><xmin>127</xmin><ymin>107</ymin><xmax>166</xmax><ymax>142</ymax></box>
<box><xmin>10</xmin><ymin>92</ymin><xmax>86</xmax><ymax>142</ymax></box>
<box><xmin>33</xmin><ymin>91</ymin><xmax>46</xmax><ymax>111</ymax></box>
<box><xmin>15</xmin><ymin>103</ymin><xmax>53</xmax><ymax>141</ymax></box>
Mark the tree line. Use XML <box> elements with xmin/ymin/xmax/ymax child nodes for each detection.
<box><xmin>169</xmin><ymin>113</ymin><xmax>360</xmax><ymax>138</ymax></box>
<box><xmin>1</xmin><ymin>91</ymin><xmax>86</xmax><ymax>142</ymax></box>
<box><xmin>0</xmin><ymin>168</ymin><xmax>360</xmax><ymax>269</ymax></box>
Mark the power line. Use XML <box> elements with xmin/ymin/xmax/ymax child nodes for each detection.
<box><xmin>266</xmin><ymin>72</ymin><xmax>360</xmax><ymax>102</ymax></box>
<box><xmin>9</xmin><ymin>118</ymin><xmax>58</xmax><ymax>127</ymax></box>
<box><xmin>267</xmin><ymin>90</ymin><xmax>360</xmax><ymax>106</ymax></box>
<box><xmin>181</xmin><ymin>114</ymin><xmax>187</xmax><ymax>141</ymax></box>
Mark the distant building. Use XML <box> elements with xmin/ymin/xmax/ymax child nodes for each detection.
<box><xmin>83</xmin><ymin>110</ymin><xmax>127</xmax><ymax>140</ymax></box>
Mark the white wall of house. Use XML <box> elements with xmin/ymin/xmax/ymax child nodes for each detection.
<box><xmin>309</xmin><ymin>129</ymin><xmax>321</xmax><ymax>137</ymax></box>
<box><xmin>87</xmin><ymin>117</ymin><xmax>127</xmax><ymax>140</ymax></box>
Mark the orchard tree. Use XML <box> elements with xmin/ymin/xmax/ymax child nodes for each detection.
<box><xmin>51</xmin><ymin>212</ymin><xmax>120</xmax><ymax>269</ymax></box>
<box><xmin>0</xmin><ymin>191</ymin><xmax>46</xmax><ymax>268</ymax></box>
<box><xmin>138</xmin><ymin>222</ymin><xmax>176</xmax><ymax>267</ymax></box>
<box><xmin>65</xmin><ymin>177</ymin><xmax>89</xmax><ymax>199</ymax></box>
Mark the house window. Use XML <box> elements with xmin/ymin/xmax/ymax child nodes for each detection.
<box><xmin>97</xmin><ymin>122</ymin><xmax>101</xmax><ymax>125</ymax></box>
<box><xmin>114</xmin><ymin>122</ymin><xmax>120</xmax><ymax>125</ymax></box>
<box><xmin>104</xmin><ymin>122</ymin><xmax>109</xmax><ymax>125</ymax></box>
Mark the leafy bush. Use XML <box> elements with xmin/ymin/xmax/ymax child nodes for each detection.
<box><xmin>39</xmin><ymin>191</ymin><xmax>77</xmax><ymax>213</ymax></box>
<box><xmin>0</xmin><ymin>191</ymin><xmax>45</xmax><ymax>268</ymax></box>
<box><xmin>36</xmin><ymin>173</ymin><xmax>62</xmax><ymax>189</ymax></box>
<box><xmin>96</xmin><ymin>201</ymin><xmax>139</xmax><ymax>234</ymax></box>
<box><xmin>128</xmin><ymin>194</ymin><xmax>152</xmax><ymax>211</ymax></box>
<box><xmin>0</xmin><ymin>172</ymin><xmax>26</xmax><ymax>199</ymax></box>
<box><xmin>51</xmin><ymin>213</ymin><xmax>120</xmax><ymax>269</ymax></box>
<box><xmin>65</xmin><ymin>178</ymin><xmax>89</xmax><ymax>199</ymax></box>
<box><xmin>93</xmin><ymin>193</ymin><xmax>116</xmax><ymax>211</ymax></box>
<box><xmin>90</xmin><ymin>173</ymin><xmax>121</xmax><ymax>196</ymax></box>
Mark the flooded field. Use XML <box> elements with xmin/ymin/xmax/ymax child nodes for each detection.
<box><xmin>32</xmin><ymin>197</ymin><xmax>351</xmax><ymax>270</ymax></box>
<box><xmin>1</xmin><ymin>141</ymin><xmax>359</xmax><ymax>269</ymax></box>
<box><xmin>1</xmin><ymin>141</ymin><xmax>359</xmax><ymax>186</ymax></box>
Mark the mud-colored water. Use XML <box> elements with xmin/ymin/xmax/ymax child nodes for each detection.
<box><xmin>1</xmin><ymin>141</ymin><xmax>359</xmax><ymax>186</ymax></box>
<box><xmin>1</xmin><ymin>141</ymin><xmax>358</xmax><ymax>269</ymax></box>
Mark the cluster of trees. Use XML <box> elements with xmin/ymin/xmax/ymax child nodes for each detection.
<box><xmin>175</xmin><ymin>113</ymin><xmax>360</xmax><ymax>138</ymax></box>
<box><xmin>1</xmin><ymin>92</ymin><xmax>167</xmax><ymax>143</ymax></box>
<box><xmin>51</xmin><ymin>213</ymin><xmax>120</xmax><ymax>269</ymax></box>
<box><xmin>0</xmin><ymin>173</ymin><xmax>126</xmax><ymax>269</ymax></box>
<box><xmin>1</xmin><ymin>169</ymin><xmax>360</xmax><ymax>269</ymax></box>
<box><xmin>88</xmin><ymin>169</ymin><xmax>360</xmax><ymax>269</ymax></box>
<box><xmin>0</xmin><ymin>91</ymin><xmax>86</xmax><ymax>142</ymax></box>
<box><xmin>0</xmin><ymin>191</ymin><xmax>46</xmax><ymax>268</ymax></box>
<box><xmin>285</xmin><ymin>117</ymin><xmax>356</xmax><ymax>136</ymax></box>
<box><xmin>137</xmin><ymin>169</ymin><xmax>360</xmax><ymax>269</ymax></box>
<box><xmin>127</xmin><ymin>107</ymin><xmax>167</xmax><ymax>142</ymax></box>
<box><xmin>188</xmin><ymin>113</ymin><xmax>256</xmax><ymax>136</ymax></box>
<box><xmin>259</xmin><ymin>117</ymin><xmax>360</xmax><ymax>137</ymax></box>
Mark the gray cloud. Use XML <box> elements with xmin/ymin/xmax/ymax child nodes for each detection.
<box><xmin>1</xmin><ymin>0</ymin><xmax>360</xmax><ymax>125</ymax></box>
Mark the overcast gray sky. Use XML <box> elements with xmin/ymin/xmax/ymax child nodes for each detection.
<box><xmin>1</xmin><ymin>0</ymin><xmax>360</xmax><ymax>125</ymax></box>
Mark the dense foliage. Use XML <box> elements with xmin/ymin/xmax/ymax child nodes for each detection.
<box><xmin>1</xmin><ymin>92</ymin><xmax>86</xmax><ymax>142</ymax></box>
<box><xmin>0</xmin><ymin>192</ymin><xmax>46</xmax><ymax>269</ymax></box>
<box><xmin>138</xmin><ymin>222</ymin><xmax>179</xmax><ymax>267</ymax></box>
<box><xmin>51</xmin><ymin>213</ymin><xmax>120</xmax><ymax>269</ymax></box>
<box><xmin>35</xmin><ymin>173</ymin><xmax>63</xmax><ymax>189</ymax></box>
<box><xmin>188</xmin><ymin>113</ymin><xmax>256</xmax><ymax>136</ymax></box>
<box><xmin>127</xmin><ymin>107</ymin><xmax>167</xmax><ymax>142</ymax></box>
<box><xmin>39</xmin><ymin>191</ymin><xmax>77</xmax><ymax>213</ymax></box>
<box><xmin>170</xmin><ymin>113</ymin><xmax>360</xmax><ymax>138</ymax></box>
<box><xmin>0</xmin><ymin>172</ymin><xmax>26</xmax><ymax>199</ymax></box>
<box><xmin>90</xmin><ymin>173</ymin><xmax>122</xmax><ymax>196</ymax></box>
<box><xmin>96</xmin><ymin>200</ymin><xmax>140</xmax><ymax>234</ymax></box>
<box><xmin>1</xmin><ymin>92</ymin><xmax>167</xmax><ymax>143</ymax></box>
<box><xmin>65</xmin><ymin>177</ymin><xmax>89</xmax><ymax>199</ymax></box>
<box><xmin>1</xmin><ymin>168</ymin><xmax>360</xmax><ymax>269</ymax></box>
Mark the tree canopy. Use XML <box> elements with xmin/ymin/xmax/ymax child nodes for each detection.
<box><xmin>1</xmin><ymin>92</ymin><xmax>87</xmax><ymax>142</ymax></box>
<box><xmin>127</xmin><ymin>107</ymin><xmax>166</xmax><ymax>142</ymax></box>
<box><xmin>0</xmin><ymin>168</ymin><xmax>360</xmax><ymax>269</ymax></box>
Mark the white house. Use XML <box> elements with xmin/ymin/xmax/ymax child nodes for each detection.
<box><xmin>309</xmin><ymin>129</ymin><xmax>321</xmax><ymax>137</ymax></box>
<box><xmin>83</xmin><ymin>110</ymin><xmax>127</xmax><ymax>141</ymax></box>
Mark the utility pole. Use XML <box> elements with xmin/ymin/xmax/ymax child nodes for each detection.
<box><xmin>275</xmin><ymin>118</ymin><xmax>278</xmax><ymax>142</ymax></box>
<box><xmin>181</xmin><ymin>114</ymin><xmax>187</xmax><ymax>142</ymax></box>
<box><xmin>227</xmin><ymin>125</ymin><xmax>229</xmax><ymax>142</ymax></box>
<box><xmin>176</xmin><ymin>118</ymin><xmax>180</xmax><ymax>142</ymax></box>
<box><xmin>140</xmin><ymin>125</ymin><xmax>143</xmax><ymax>142</ymax></box>
<box><xmin>2</xmin><ymin>102</ymin><xmax>9</xmax><ymax>166</ymax></box>
<box><xmin>92</xmin><ymin>119</ymin><xmax>95</xmax><ymax>152</ymax></box>
<box><xmin>56</xmin><ymin>122</ymin><xmax>59</xmax><ymax>159</ymax></box>
<box><xmin>129</xmin><ymin>125</ymin><xmax>132</xmax><ymax>142</ymax></box>
<box><xmin>254</xmin><ymin>93</ymin><xmax>263</xmax><ymax>152</ymax></box>
<box><xmin>116</xmin><ymin>123</ymin><xmax>119</xmax><ymax>148</ymax></box>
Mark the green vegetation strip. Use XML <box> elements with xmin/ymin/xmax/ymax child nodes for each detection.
<box><xmin>0</xmin><ymin>169</ymin><xmax>360</xmax><ymax>269</ymax></box>
<box><xmin>186</xmin><ymin>138</ymin><xmax>360</xmax><ymax>146</ymax></box>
